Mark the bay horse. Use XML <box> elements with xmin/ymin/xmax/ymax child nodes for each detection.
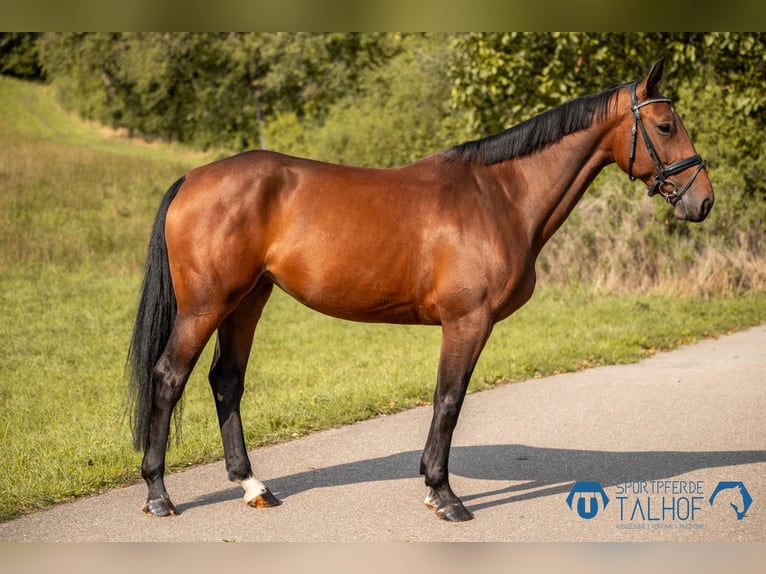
<box><xmin>128</xmin><ymin>57</ymin><xmax>713</xmax><ymax>522</ymax></box>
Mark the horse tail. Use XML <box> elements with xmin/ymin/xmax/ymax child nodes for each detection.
<box><xmin>126</xmin><ymin>175</ymin><xmax>186</xmax><ymax>451</ymax></box>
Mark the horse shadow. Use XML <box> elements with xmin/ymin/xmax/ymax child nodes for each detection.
<box><xmin>175</xmin><ymin>445</ymin><xmax>766</xmax><ymax>515</ymax></box>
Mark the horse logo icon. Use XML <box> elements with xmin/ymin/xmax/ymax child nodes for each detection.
<box><xmin>709</xmin><ymin>481</ymin><xmax>753</xmax><ymax>520</ymax></box>
<box><xmin>566</xmin><ymin>482</ymin><xmax>610</xmax><ymax>519</ymax></box>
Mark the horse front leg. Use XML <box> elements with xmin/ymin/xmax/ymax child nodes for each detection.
<box><xmin>420</xmin><ymin>312</ymin><xmax>493</xmax><ymax>522</ymax></box>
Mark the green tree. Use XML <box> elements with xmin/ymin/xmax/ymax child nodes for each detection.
<box><xmin>448</xmin><ymin>33</ymin><xmax>766</xmax><ymax>144</ymax></box>
<box><xmin>265</xmin><ymin>34</ymin><xmax>453</xmax><ymax>166</ymax></box>
<box><xmin>449</xmin><ymin>33</ymin><xmax>691</xmax><ymax>137</ymax></box>
<box><xmin>37</xmin><ymin>32</ymin><xmax>403</xmax><ymax>151</ymax></box>
<box><xmin>0</xmin><ymin>33</ymin><xmax>43</xmax><ymax>79</ymax></box>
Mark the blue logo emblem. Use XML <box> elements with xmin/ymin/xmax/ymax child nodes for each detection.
<box><xmin>566</xmin><ymin>481</ymin><xmax>610</xmax><ymax>519</ymax></box>
<box><xmin>709</xmin><ymin>481</ymin><xmax>752</xmax><ymax>520</ymax></box>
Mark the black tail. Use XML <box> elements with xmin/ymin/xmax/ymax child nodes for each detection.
<box><xmin>126</xmin><ymin>176</ymin><xmax>186</xmax><ymax>451</ymax></box>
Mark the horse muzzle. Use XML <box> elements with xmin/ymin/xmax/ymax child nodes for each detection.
<box><xmin>674</xmin><ymin>194</ymin><xmax>713</xmax><ymax>223</ymax></box>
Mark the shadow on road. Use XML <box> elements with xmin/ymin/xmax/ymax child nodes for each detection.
<box><xmin>176</xmin><ymin>445</ymin><xmax>766</xmax><ymax>516</ymax></box>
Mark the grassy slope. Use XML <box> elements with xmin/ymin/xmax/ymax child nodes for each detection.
<box><xmin>1</xmin><ymin>76</ymin><xmax>765</xmax><ymax>521</ymax></box>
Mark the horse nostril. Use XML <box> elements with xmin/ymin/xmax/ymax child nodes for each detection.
<box><xmin>700</xmin><ymin>198</ymin><xmax>711</xmax><ymax>220</ymax></box>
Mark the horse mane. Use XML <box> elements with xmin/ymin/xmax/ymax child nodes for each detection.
<box><xmin>445</xmin><ymin>85</ymin><xmax>623</xmax><ymax>165</ymax></box>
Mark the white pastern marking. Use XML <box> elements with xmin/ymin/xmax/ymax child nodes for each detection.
<box><xmin>241</xmin><ymin>476</ymin><xmax>267</xmax><ymax>502</ymax></box>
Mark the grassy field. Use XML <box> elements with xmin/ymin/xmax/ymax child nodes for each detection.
<box><xmin>1</xmin><ymin>75</ymin><xmax>765</xmax><ymax>522</ymax></box>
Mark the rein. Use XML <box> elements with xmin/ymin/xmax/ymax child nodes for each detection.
<box><xmin>628</xmin><ymin>81</ymin><xmax>706</xmax><ymax>204</ymax></box>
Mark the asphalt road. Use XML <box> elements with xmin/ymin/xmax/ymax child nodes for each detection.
<box><xmin>2</xmin><ymin>324</ymin><xmax>764</xmax><ymax>542</ymax></box>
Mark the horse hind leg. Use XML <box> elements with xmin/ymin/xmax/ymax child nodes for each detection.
<box><xmin>141</xmin><ymin>313</ymin><xmax>221</xmax><ymax>517</ymax></box>
<box><xmin>208</xmin><ymin>279</ymin><xmax>280</xmax><ymax>509</ymax></box>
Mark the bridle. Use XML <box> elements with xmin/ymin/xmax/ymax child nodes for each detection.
<box><xmin>628</xmin><ymin>81</ymin><xmax>706</xmax><ymax>204</ymax></box>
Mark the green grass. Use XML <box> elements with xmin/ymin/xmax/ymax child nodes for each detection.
<box><xmin>2</xmin><ymin>74</ymin><xmax>765</xmax><ymax>522</ymax></box>
<box><xmin>0</xmin><ymin>75</ymin><xmax>212</xmax><ymax>163</ymax></box>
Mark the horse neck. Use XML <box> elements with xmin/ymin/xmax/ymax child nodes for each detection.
<box><xmin>496</xmin><ymin>121</ymin><xmax>616</xmax><ymax>252</ymax></box>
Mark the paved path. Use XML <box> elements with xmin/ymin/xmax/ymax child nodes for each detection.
<box><xmin>2</xmin><ymin>325</ymin><xmax>765</xmax><ymax>542</ymax></box>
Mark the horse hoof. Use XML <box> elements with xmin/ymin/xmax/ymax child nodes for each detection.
<box><xmin>424</xmin><ymin>488</ymin><xmax>473</xmax><ymax>521</ymax></box>
<box><xmin>435</xmin><ymin>502</ymin><xmax>474</xmax><ymax>522</ymax></box>
<box><xmin>142</xmin><ymin>496</ymin><xmax>177</xmax><ymax>517</ymax></box>
<box><xmin>247</xmin><ymin>488</ymin><xmax>281</xmax><ymax>508</ymax></box>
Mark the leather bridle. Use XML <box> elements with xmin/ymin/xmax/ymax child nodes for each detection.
<box><xmin>628</xmin><ymin>81</ymin><xmax>707</xmax><ymax>204</ymax></box>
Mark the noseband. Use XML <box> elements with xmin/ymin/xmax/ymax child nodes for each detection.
<box><xmin>628</xmin><ymin>81</ymin><xmax>706</xmax><ymax>204</ymax></box>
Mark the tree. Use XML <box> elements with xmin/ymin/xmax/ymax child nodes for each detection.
<box><xmin>448</xmin><ymin>33</ymin><xmax>766</xmax><ymax>139</ymax></box>
<box><xmin>36</xmin><ymin>32</ymin><xmax>403</xmax><ymax>151</ymax></box>
<box><xmin>0</xmin><ymin>33</ymin><xmax>43</xmax><ymax>79</ymax></box>
<box><xmin>449</xmin><ymin>33</ymin><xmax>693</xmax><ymax>137</ymax></box>
<box><xmin>265</xmin><ymin>34</ymin><xmax>453</xmax><ymax>166</ymax></box>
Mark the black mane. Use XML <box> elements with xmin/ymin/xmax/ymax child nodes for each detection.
<box><xmin>445</xmin><ymin>85</ymin><xmax>622</xmax><ymax>165</ymax></box>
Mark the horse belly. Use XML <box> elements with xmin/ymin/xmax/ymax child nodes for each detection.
<box><xmin>264</xmin><ymin>222</ymin><xmax>436</xmax><ymax>325</ymax></box>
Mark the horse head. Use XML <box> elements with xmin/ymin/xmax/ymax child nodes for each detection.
<box><xmin>613</xmin><ymin>57</ymin><xmax>714</xmax><ymax>222</ymax></box>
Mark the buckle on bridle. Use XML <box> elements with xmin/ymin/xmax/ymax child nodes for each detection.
<box><xmin>648</xmin><ymin>156</ymin><xmax>707</xmax><ymax>203</ymax></box>
<box><xmin>648</xmin><ymin>177</ymin><xmax>677</xmax><ymax>199</ymax></box>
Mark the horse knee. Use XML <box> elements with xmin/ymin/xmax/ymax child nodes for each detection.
<box><xmin>434</xmin><ymin>396</ymin><xmax>462</xmax><ymax>423</ymax></box>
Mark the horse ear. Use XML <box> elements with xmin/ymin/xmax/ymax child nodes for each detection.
<box><xmin>643</xmin><ymin>57</ymin><xmax>665</xmax><ymax>98</ymax></box>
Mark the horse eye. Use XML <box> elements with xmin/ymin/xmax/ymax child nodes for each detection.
<box><xmin>657</xmin><ymin>123</ymin><xmax>673</xmax><ymax>135</ymax></box>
